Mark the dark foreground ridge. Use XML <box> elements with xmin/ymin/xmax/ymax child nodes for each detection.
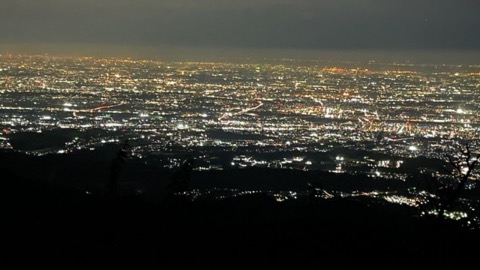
<box><xmin>2</xmin><ymin>172</ymin><xmax>480</xmax><ymax>269</ymax></box>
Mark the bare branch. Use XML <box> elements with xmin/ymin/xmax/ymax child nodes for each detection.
<box><xmin>447</xmin><ymin>155</ymin><xmax>462</xmax><ymax>174</ymax></box>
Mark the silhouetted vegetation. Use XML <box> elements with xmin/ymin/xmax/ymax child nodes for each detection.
<box><xmin>438</xmin><ymin>143</ymin><xmax>479</xmax><ymax>218</ymax></box>
<box><xmin>107</xmin><ymin>140</ymin><xmax>130</xmax><ymax>194</ymax></box>
<box><xmin>307</xmin><ymin>182</ymin><xmax>323</xmax><ymax>205</ymax></box>
<box><xmin>166</xmin><ymin>157</ymin><xmax>195</xmax><ymax>201</ymax></box>
<box><xmin>420</xmin><ymin>143</ymin><xmax>479</xmax><ymax>220</ymax></box>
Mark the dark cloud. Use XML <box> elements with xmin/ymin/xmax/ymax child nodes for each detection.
<box><xmin>1</xmin><ymin>0</ymin><xmax>479</xmax><ymax>51</ymax></box>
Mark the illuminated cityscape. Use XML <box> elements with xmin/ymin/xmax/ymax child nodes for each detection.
<box><xmin>3</xmin><ymin>0</ymin><xmax>480</xmax><ymax>267</ymax></box>
<box><xmin>1</xmin><ymin>54</ymin><xmax>480</xmax><ymax>218</ymax></box>
<box><xmin>2</xmin><ymin>54</ymin><xmax>479</xmax><ymax>169</ymax></box>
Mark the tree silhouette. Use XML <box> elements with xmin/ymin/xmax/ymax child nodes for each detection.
<box><xmin>107</xmin><ymin>140</ymin><xmax>130</xmax><ymax>194</ymax></box>
<box><xmin>167</xmin><ymin>157</ymin><xmax>194</xmax><ymax>201</ymax></box>
<box><xmin>307</xmin><ymin>182</ymin><xmax>323</xmax><ymax>206</ymax></box>
<box><xmin>422</xmin><ymin>143</ymin><xmax>480</xmax><ymax>219</ymax></box>
<box><xmin>436</xmin><ymin>143</ymin><xmax>479</xmax><ymax>218</ymax></box>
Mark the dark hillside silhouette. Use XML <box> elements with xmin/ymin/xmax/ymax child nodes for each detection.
<box><xmin>3</xmin><ymin>178</ymin><xmax>479</xmax><ymax>269</ymax></box>
<box><xmin>1</xmin><ymin>147</ymin><xmax>480</xmax><ymax>268</ymax></box>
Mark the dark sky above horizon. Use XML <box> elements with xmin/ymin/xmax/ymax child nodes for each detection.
<box><xmin>1</xmin><ymin>0</ymin><xmax>479</xmax><ymax>52</ymax></box>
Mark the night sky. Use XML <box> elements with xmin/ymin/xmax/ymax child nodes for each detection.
<box><xmin>1</xmin><ymin>0</ymin><xmax>479</xmax><ymax>59</ymax></box>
